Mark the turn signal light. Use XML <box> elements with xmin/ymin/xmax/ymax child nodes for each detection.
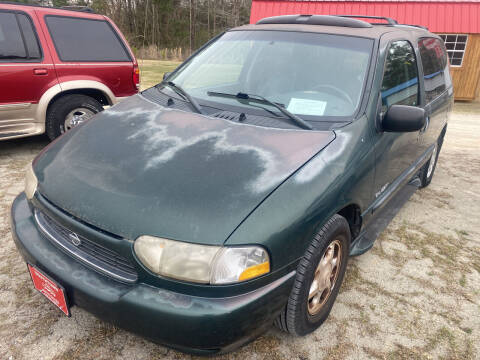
<box><xmin>239</xmin><ymin>261</ymin><xmax>270</xmax><ymax>281</ymax></box>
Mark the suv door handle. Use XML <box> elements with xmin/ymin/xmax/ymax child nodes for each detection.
<box><xmin>33</xmin><ymin>68</ymin><xmax>48</xmax><ymax>75</ymax></box>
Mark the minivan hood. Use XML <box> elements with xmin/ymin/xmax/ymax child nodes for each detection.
<box><xmin>35</xmin><ymin>94</ymin><xmax>335</xmax><ymax>245</ymax></box>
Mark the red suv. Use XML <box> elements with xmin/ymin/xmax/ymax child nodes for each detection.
<box><xmin>0</xmin><ymin>2</ymin><xmax>139</xmax><ymax>140</ymax></box>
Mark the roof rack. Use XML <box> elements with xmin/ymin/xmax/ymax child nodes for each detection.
<box><xmin>256</xmin><ymin>15</ymin><xmax>372</xmax><ymax>28</ymax></box>
<box><xmin>0</xmin><ymin>2</ymin><xmax>95</xmax><ymax>14</ymax></box>
<box><xmin>60</xmin><ymin>6</ymin><xmax>95</xmax><ymax>13</ymax></box>
<box><xmin>336</xmin><ymin>15</ymin><xmax>398</xmax><ymax>26</ymax></box>
<box><xmin>401</xmin><ymin>24</ymin><xmax>429</xmax><ymax>30</ymax></box>
<box><xmin>255</xmin><ymin>14</ymin><xmax>430</xmax><ymax>31</ymax></box>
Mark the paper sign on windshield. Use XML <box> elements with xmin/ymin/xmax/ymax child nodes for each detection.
<box><xmin>287</xmin><ymin>98</ymin><xmax>327</xmax><ymax>116</ymax></box>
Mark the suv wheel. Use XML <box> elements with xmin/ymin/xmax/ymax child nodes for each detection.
<box><xmin>275</xmin><ymin>214</ymin><xmax>350</xmax><ymax>335</ymax></box>
<box><xmin>46</xmin><ymin>94</ymin><xmax>103</xmax><ymax>140</ymax></box>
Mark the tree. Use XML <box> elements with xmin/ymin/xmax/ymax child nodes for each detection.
<box><xmin>8</xmin><ymin>0</ymin><xmax>253</xmax><ymax>59</ymax></box>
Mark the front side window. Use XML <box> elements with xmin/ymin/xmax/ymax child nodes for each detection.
<box><xmin>169</xmin><ymin>31</ymin><xmax>374</xmax><ymax>118</ymax></box>
<box><xmin>45</xmin><ymin>16</ymin><xmax>130</xmax><ymax>62</ymax></box>
<box><xmin>418</xmin><ymin>38</ymin><xmax>448</xmax><ymax>103</ymax></box>
<box><xmin>381</xmin><ymin>40</ymin><xmax>419</xmax><ymax>111</ymax></box>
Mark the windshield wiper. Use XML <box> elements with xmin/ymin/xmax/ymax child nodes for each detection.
<box><xmin>207</xmin><ymin>91</ymin><xmax>312</xmax><ymax>130</ymax></box>
<box><xmin>158</xmin><ymin>81</ymin><xmax>203</xmax><ymax>114</ymax></box>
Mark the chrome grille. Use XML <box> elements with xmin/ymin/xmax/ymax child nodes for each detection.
<box><xmin>34</xmin><ymin>209</ymin><xmax>137</xmax><ymax>283</ymax></box>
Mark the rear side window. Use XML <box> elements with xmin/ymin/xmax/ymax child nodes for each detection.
<box><xmin>0</xmin><ymin>11</ymin><xmax>41</xmax><ymax>62</ymax></box>
<box><xmin>381</xmin><ymin>40</ymin><xmax>419</xmax><ymax>110</ymax></box>
<box><xmin>17</xmin><ymin>14</ymin><xmax>41</xmax><ymax>60</ymax></box>
<box><xmin>0</xmin><ymin>12</ymin><xmax>26</xmax><ymax>60</ymax></box>
<box><xmin>418</xmin><ymin>38</ymin><xmax>448</xmax><ymax>103</ymax></box>
<box><xmin>46</xmin><ymin>16</ymin><xmax>130</xmax><ymax>62</ymax></box>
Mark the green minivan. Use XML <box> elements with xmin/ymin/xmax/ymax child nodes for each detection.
<box><xmin>11</xmin><ymin>15</ymin><xmax>452</xmax><ymax>354</ymax></box>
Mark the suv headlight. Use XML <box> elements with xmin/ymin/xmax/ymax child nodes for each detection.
<box><xmin>25</xmin><ymin>163</ymin><xmax>38</xmax><ymax>200</ymax></box>
<box><xmin>134</xmin><ymin>236</ymin><xmax>270</xmax><ymax>284</ymax></box>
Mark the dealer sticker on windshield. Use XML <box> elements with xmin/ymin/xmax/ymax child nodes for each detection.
<box><xmin>287</xmin><ymin>98</ymin><xmax>327</xmax><ymax>116</ymax></box>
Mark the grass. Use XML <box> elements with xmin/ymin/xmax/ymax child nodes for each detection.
<box><xmin>137</xmin><ymin>59</ymin><xmax>241</xmax><ymax>91</ymax></box>
<box><xmin>138</xmin><ymin>59</ymin><xmax>181</xmax><ymax>90</ymax></box>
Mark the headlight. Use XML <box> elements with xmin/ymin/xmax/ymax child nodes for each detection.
<box><xmin>25</xmin><ymin>163</ymin><xmax>38</xmax><ymax>200</ymax></box>
<box><xmin>134</xmin><ymin>236</ymin><xmax>219</xmax><ymax>283</ymax></box>
<box><xmin>134</xmin><ymin>236</ymin><xmax>270</xmax><ymax>284</ymax></box>
<box><xmin>210</xmin><ymin>247</ymin><xmax>270</xmax><ymax>284</ymax></box>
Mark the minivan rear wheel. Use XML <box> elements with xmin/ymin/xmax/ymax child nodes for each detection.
<box><xmin>275</xmin><ymin>214</ymin><xmax>350</xmax><ymax>335</ymax></box>
<box><xmin>46</xmin><ymin>94</ymin><xmax>103</xmax><ymax>140</ymax></box>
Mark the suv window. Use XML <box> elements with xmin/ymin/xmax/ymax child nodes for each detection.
<box><xmin>0</xmin><ymin>12</ymin><xmax>27</xmax><ymax>60</ymax></box>
<box><xmin>0</xmin><ymin>12</ymin><xmax>41</xmax><ymax>61</ymax></box>
<box><xmin>17</xmin><ymin>14</ymin><xmax>41</xmax><ymax>60</ymax></box>
<box><xmin>418</xmin><ymin>38</ymin><xmax>448</xmax><ymax>103</ymax></box>
<box><xmin>45</xmin><ymin>16</ymin><xmax>130</xmax><ymax>62</ymax></box>
<box><xmin>381</xmin><ymin>40</ymin><xmax>419</xmax><ymax>111</ymax></box>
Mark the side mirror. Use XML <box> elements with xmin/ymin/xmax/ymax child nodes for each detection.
<box><xmin>163</xmin><ymin>72</ymin><xmax>172</xmax><ymax>80</ymax></box>
<box><xmin>382</xmin><ymin>105</ymin><xmax>426</xmax><ymax>132</ymax></box>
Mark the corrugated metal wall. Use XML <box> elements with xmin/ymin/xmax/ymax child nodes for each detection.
<box><xmin>250</xmin><ymin>1</ymin><xmax>480</xmax><ymax>34</ymax></box>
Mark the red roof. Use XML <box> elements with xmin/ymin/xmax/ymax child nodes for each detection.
<box><xmin>250</xmin><ymin>0</ymin><xmax>480</xmax><ymax>33</ymax></box>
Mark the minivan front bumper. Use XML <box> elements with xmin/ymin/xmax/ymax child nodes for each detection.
<box><xmin>10</xmin><ymin>193</ymin><xmax>295</xmax><ymax>355</ymax></box>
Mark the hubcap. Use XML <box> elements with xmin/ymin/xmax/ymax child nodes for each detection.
<box><xmin>63</xmin><ymin>108</ymin><xmax>96</xmax><ymax>133</ymax></box>
<box><xmin>426</xmin><ymin>144</ymin><xmax>437</xmax><ymax>178</ymax></box>
<box><xmin>307</xmin><ymin>239</ymin><xmax>342</xmax><ymax>316</ymax></box>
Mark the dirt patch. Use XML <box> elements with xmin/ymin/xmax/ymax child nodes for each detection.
<box><xmin>0</xmin><ymin>104</ymin><xmax>479</xmax><ymax>359</ymax></box>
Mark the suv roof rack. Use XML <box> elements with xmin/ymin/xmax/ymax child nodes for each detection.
<box><xmin>336</xmin><ymin>15</ymin><xmax>398</xmax><ymax>26</ymax></box>
<box><xmin>0</xmin><ymin>1</ymin><xmax>95</xmax><ymax>14</ymax></box>
<box><xmin>60</xmin><ymin>5</ymin><xmax>95</xmax><ymax>13</ymax></box>
<box><xmin>256</xmin><ymin>15</ymin><xmax>372</xmax><ymax>28</ymax></box>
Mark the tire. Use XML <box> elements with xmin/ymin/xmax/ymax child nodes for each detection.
<box><xmin>275</xmin><ymin>214</ymin><xmax>351</xmax><ymax>335</ymax></box>
<box><xmin>46</xmin><ymin>94</ymin><xmax>103</xmax><ymax>140</ymax></box>
<box><xmin>419</xmin><ymin>133</ymin><xmax>445</xmax><ymax>188</ymax></box>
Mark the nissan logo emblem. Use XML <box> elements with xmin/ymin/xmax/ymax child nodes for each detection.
<box><xmin>69</xmin><ymin>232</ymin><xmax>82</xmax><ymax>247</ymax></box>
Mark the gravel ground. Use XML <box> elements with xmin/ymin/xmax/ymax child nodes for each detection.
<box><xmin>0</xmin><ymin>103</ymin><xmax>479</xmax><ymax>360</ymax></box>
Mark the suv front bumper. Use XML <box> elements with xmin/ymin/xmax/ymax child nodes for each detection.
<box><xmin>10</xmin><ymin>193</ymin><xmax>295</xmax><ymax>355</ymax></box>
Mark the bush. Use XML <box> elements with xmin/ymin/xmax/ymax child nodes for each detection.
<box><xmin>136</xmin><ymin>45</ymin><xmax>188</xmax><ymax>61</ymax></box>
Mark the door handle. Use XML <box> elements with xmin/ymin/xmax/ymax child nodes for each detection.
<box><xmin>33</xmin><ymin>68</ymin><xmax>48</xmax><ymax>75</ymax></box>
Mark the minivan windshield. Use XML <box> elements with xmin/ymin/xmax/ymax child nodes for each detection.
<box><xmin>168</xmin><ymin>30</ymin><xmax>373</xmax><ymax>119</ymax></box>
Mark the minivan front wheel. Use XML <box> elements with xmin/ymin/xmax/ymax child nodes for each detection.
<box><xmin>46</xmin><ymin>94</ymin><xmax>103</xmax><ymax>140</ymax></box>
<box><xmin>275</xmin><ymin>214</ymin><xmax>350</xmax><ymax>335</ymax></box>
